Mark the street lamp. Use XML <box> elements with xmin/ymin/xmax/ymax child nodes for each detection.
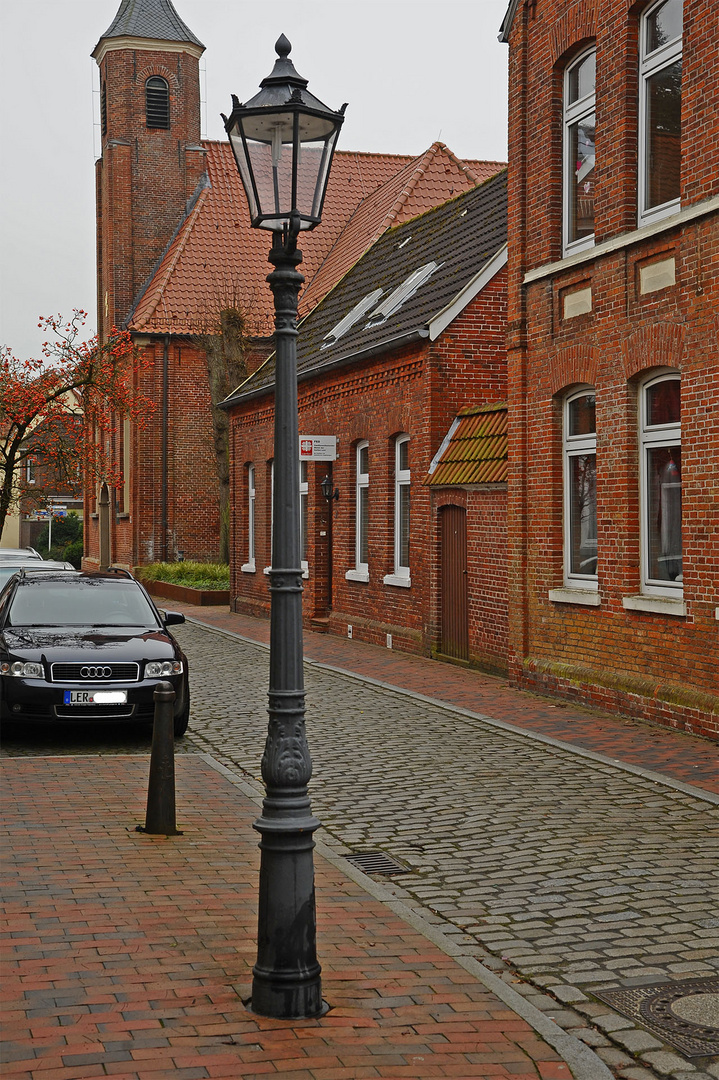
<box><xmin>223</xmin><ymin>36</ymin><xmax>345</xmax><ymax>1020</ymax></box>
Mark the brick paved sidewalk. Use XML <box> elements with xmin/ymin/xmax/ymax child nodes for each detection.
<box><xmin>2</xmin><ymin>755</ymin><xmax>581</xmax><ymax>1080</ymax></box>
<box><xmin>172</xmin><ymin>604</ymin><xmax>718</xmax><ymax>796</ymax></box>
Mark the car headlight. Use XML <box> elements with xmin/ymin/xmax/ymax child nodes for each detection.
<box><xmin>145</xmin><ymin>660</ymin><xmax>183</xmax><ymax>677</ymax></box>
<box><xmin>2</xmin><ymin>661</ymin><xmax>44</xmax><ymax>677</ymax></box>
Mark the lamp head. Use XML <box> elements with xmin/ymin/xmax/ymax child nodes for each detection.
<box><xmin>224</xmin><ymin>36</ymin><xmax>346</xmax><ymax>232</ymax></box>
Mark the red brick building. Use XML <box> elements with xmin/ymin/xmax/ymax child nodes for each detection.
<box><xmin>223</xmin><ymin>175</ymin><xmax>509</xmax><ymax>669</ymax></box>
<box><xmin>500</xmin><ymin>0</ymin><xmax>718</xmax><ymax>737</ymax></box>
<box><xmin>84</xmin><ymin>0</ymin><xmax>502</xmax><ymax>572</ymax></box>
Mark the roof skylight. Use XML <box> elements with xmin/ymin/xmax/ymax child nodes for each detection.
<box><xmin>322</xmin><ymin>288</ymin><xmax>384</xmax><ymax>347</ymax></box>
<box><xmin>365</xmin><ymin>262</ymin><xmax>441</xmax><ymax>326</ymax></box>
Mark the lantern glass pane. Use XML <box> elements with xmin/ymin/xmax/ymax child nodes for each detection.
<box><xmin>230</xmin><ymin>108</ymin><xmax>340</xmax><ymax>228</ymax></box>
<box><xmin>228</xmin><ymin>129</ymin><xmax>260</xmax><ymax>222</ymax></box>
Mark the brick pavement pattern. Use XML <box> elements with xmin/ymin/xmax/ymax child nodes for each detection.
<box><xmin>3</xmin><ymin>609</ymin><xmax>718</xmax><ymax>1079</ymax></box>
<box><xmin>1</xmin><ymin>755</ymin><xmax>570</xmax><ymax>1080</ymax></box>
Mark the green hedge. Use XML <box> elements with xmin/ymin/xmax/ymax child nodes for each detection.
<box><xmin>138</xmin><ymin>561</ymin><xmax>229</xmax><ymax>591</ymax></box>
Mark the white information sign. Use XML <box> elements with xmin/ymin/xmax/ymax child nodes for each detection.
<box><xmin>299</xmin><ymin>435</ymin><xmax>337</xmax><ymax>461</ymax></box>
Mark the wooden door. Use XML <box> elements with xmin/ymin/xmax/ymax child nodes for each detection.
<box><xmin>440</xmin><ymin>505</ymin><xmax>468</xmax><ymax>660</ymax></box>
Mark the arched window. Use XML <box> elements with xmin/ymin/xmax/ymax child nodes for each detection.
<box><xmin>563</xmin><ymin>388</ymin><xmax>597</xmax><ymax>587</ymax></box>
<box><xmin>241</xmin><ymin>464</ymin><xmax>256</xmax><ymax>573</ymax></box>
<box><xmin>346</xmin><ymin>441</ymin><xmax>369</xmax><ymax>583</ymax></box>
<box><xmin>299</xmin><ymin>459</ymin><xmax>309</xmax><ymax>572</ymax></box>
<box><xmin>146</xmin><ymin>76</ymin><xmax>170</xmax><ymax>129</ymax></box>
<box><xmin>384</xmin><ymin>435</ymin><xmax>411</xmax><ymax>587</ymax></box>
<box><xmin>563</xmin><ymin>47</ymin><xmax>596</xmax><ymax>255</ymax></box>
<box><xmin>640</xmin><ymin>372</ymin><xmax>681</xmax><ymax>593</ymax></box>
<box><xmin>101</xmin><ymin>82</ymin><xmax>107</xmax><ymax>136</ymax></box>
<box><xmin>639</xmin><ymin>0</ymin><xmax>683</xmax><ymax>225</ymax></box>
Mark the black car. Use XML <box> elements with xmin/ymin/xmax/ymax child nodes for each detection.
<box><xmin>0</xmin><ymin>570</ymin><xmax>190</xmax><ymax>736</ymax></box>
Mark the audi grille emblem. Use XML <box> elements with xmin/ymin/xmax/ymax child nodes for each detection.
<box><xmin>80</xmin><ymin>666</ymin><xmax>113</xmax><ymax>679</ymax></box>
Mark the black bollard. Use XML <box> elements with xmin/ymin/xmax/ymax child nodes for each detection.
<box><xmin>143</xmin><ymin>680</ymin><xmax>179</xmax><ymax>835</ymax></box>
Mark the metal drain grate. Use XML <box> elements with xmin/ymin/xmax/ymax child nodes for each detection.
<box><xmin>595</xmin><ymin>976</ymin><xmax>719</xmax><ymax>1058</ymax></box>
<box><xmin>344</xmin><ymin>851</ymin><xmax>409</xmax><ymax>876</ymax></box>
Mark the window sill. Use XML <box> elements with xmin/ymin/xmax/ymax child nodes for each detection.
<box><xmin>548</xmin><ymin>587</ymin><xmax>600</xmax><ymax>607</ymax></box>
<box><xmin>524</xmin><ymin>193</ymin><xmax>719</xmax><ymax>285</ymax></box>
<box><xmin>638</xmin><ymin>198</ymin><xmax>681</xmax><ymax>231</ymax></box>
<box><xmin>622</xmin><ymin>594</ymin><xmax>686</xmax><ymax>617</ymax></box>
<box><xmin>240</xmin><ymin>562</ymin><xmax>256</xmax><ymax>574</ymax></box>
<box><xmin>345</xmin><ymin>568</ymin><xmax>369</xmax><ymax>583</ymax></box>
<box><xmin>383</xmin><ymin>573</ymin><xmax>411</xmax><ymax>588</ymax></box>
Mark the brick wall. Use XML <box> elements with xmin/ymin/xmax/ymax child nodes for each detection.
<box><xmin>96</xmin><ymin>46</ymin><xmax>205</xmax><ymax>336</ymax></box>
<box><xmin>228</xmin><ymin>284</ymin><xmax>508</xmax><ymax>665</ymax></box>
<box><xmin>84</xmin><ymin>338</ymin><xmax>222</xmax><ymax>569</ymax></box>
<box><xmin>505</xmin><ymin>0</ymin><xmax>719</xmax><ymax>738</ymax></box>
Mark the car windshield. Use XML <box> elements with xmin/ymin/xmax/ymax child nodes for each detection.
<box><xmin>7</xmin><ymin>579</ymin><xmax>159</xmax><ymax>628</ymax></box>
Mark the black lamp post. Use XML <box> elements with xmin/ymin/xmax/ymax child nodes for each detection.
<box><xmin>223</xmin><ymin>36</ymin><xmax>345</xmax><ymax>1020</ymax></box>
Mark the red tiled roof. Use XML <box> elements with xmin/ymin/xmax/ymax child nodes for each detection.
<box><xmin>298</xmin><ymin>143</ymin><xmax>504</xmax><ymax>316</ymax></box>
<box><xmin>426</xmin><ymin>403</ymin><xmax>508</xmax><ymax>486</ymax></box>
<box><xmin>128</xmin><ymin>140</ymin><xmax>505</xmax><ymax>338</ymax></box>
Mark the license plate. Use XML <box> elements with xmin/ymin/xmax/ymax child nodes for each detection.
<box><xmin>63</xmin><ymin>690</ymin><xmax>128</xmax><ymax>705</ymax></box>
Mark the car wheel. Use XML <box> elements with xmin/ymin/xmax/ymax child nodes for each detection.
<box><xmin>174</xmin><ymin>698</ymin><xmax>190</xmax><ymax>738</ymax></box>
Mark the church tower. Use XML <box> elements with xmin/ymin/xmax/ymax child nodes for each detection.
<box><xmin>92</xmin><ymin>0</ymin><xmax>205</xmax><ymax>339</ymax></box>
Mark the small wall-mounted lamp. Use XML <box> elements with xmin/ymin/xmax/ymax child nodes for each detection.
<box><xmin>320</xmin><ymin>474</ymin><xmax>339</xmax><ymax>501</ymax></box>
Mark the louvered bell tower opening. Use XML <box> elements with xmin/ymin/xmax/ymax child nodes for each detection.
<box><xmin>146</xmin><ymin>76</ymin><xmax>170</xmax><ymax>128</ymax></box>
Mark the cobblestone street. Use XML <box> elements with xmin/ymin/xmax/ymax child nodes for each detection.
<box><xmin>3</xmin><ymin>617</ymin><xmax>718</xmax><ymax>1080</ymax></box>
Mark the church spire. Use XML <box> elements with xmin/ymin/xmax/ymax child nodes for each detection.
<box><xmin>93</xmin><ymin>0</ymin><xmax>204</xmax><ymax>59</ymax></box>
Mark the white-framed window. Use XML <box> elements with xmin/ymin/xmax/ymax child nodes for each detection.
<box><xmin>264</xmin><ymin>460</ymin><xmax>273</xmax><ymax>576</ymax></box>
<box><xmin>563</xmin><ymin>47</ymin><xmax>596</xmax><ymax>256</ymax></box>
<box><xmin>384</xmin><ymin>435</ymin><xmax>411</xmax><ymax>587</ymax></box>
<box><xmin>25</xmin><ymin>457</ymin><xmax>36</xmax><ymax>484</ymax></box>
<box><xmin>639</xmin><ymin>0</ymin><xmax>682</xmax><ymax>226</ymax></box>
<box><xmin>346</xmin><ymin>441</ymin><xmax>369</xmax><ymax>582</ymax></box>
<box><xmin>299</xmin><ymin>459</ymin><xmax>309</xmax><ymax>574</ymax></box>
<box><xmin>563</xmin><ymin>388</ymin><xmax>598</xmax><ymax>588</ymax></box>
<box><xmin>122</xmin><ymin>417</ymin><xmax>131</xmax><ymax>514</ymax></box>
<box><xmin>640</xmin><ymin>371</ymin><xmax>682</xmax><ymax>595</ymax></box>
<box><xmin>242</xmin><ymin>464</ymin><xmax>255</xmax><ymax>572</ymax></box>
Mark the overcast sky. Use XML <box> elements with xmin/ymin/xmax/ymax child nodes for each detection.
<box><xmin>0</xmin><ymin>0</ymin><xmax>509</xmax><ymax>361</ymax></box>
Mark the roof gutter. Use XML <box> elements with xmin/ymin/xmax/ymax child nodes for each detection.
<box><xmin>499</xmin><ymin>0</ymin><xmax>519</xmax><ymax>42</ymax></box>
<box><xmin>219</xmin><ymin>328</ymin><xmax>430</xmax><ymax>409</ymax></box>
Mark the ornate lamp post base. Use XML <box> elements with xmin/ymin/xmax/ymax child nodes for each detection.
<box><xmin>251</xmin><ymin>797</ymin><xmax>325</xmax><ymax>1018</ymax></box>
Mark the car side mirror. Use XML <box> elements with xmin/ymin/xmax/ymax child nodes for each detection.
<box><xmin>163</xmin><ymin>610</ymin><xmax>185</xmax><ymax>626</ymax></box>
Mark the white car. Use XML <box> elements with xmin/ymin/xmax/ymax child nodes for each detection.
<box><xmin>0</xmin><ymin>548</ymin><xmax>42</xmax><ymax>561</ymax></box>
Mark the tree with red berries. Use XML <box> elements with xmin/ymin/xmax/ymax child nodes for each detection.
<box><xmin>0</xmin><ymin>311</ymin><xmax>154</xmax><ymax>540</ymax></box>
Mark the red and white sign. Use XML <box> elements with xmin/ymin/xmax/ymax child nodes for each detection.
<box><xmin>299</xmin><ymin>436</ymin><xmax>337</xmax><ymax>461</ymax></box>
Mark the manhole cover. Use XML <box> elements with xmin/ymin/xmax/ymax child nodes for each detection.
<box><xmin>345</xmin><ymin>851</ymin><xmax>408</xmax><ymax>875</ymax></box>
<box><xmin>596</xmin><ymin>976</ymin><xmax>719</xmax><ymax>1058</ymax></box>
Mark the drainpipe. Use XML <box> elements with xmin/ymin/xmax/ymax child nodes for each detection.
<box><xmin>161</xmin><ymin>336</ymin><xmax>169</xmax><ymax>562</ymax></box>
